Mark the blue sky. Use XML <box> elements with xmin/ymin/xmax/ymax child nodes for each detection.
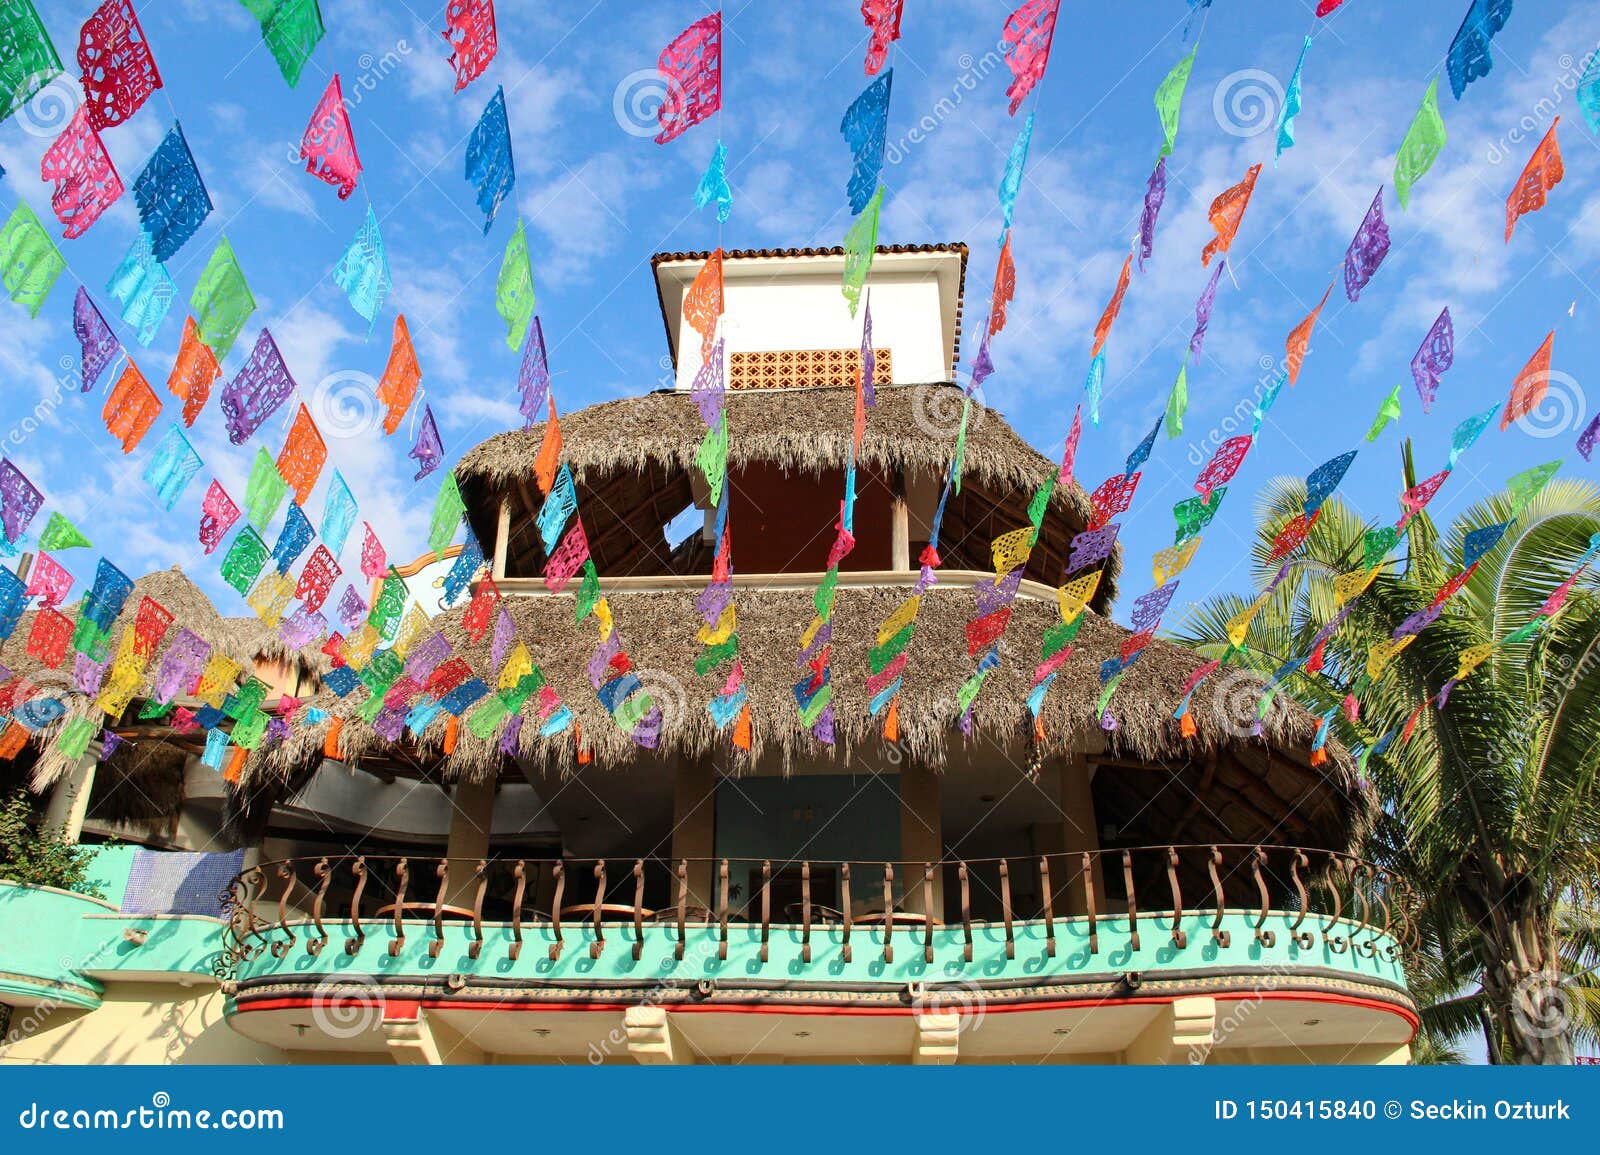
<box><xmin>1</xmin><ymin>0</ymin><xmax>1598</xmax><ymax>626</ymax></box>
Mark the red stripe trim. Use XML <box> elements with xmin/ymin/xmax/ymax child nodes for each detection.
<box><xmin>235</xmin><ymin>989</ymin><xmax>1416</xmax><ymax>1036</ymax></box>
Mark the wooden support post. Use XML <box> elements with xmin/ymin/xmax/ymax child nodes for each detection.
<box><xmin>891</xmin><ymin>470</ymin><xmax>911</xmax><ymax>572</ymax></box>
<box><xmin>492</xmin><ymin>495</ymin><xmax>511</xmax><ymax>581</ymax></box>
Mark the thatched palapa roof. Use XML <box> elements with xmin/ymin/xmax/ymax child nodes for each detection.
<box><xmin>457</xmin><ymin>383</ymin><xmax>1121</xmax><ymax>609</ymax></box>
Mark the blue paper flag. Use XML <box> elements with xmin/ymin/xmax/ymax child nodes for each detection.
<box><xmin>1275</xmin><ymin>37</ymin><xmax>1311</xmax><ymax>160</ymax></box>
<box><xmin>272</xmin><ymin>503</ymin><xmax>315</xmax><ymax>572</ymax></box>
<box><xmin>841</xmin><ymin>70</ymin><xmax>892</xmax><ymax>216</ymax></box>
<box><xmin>321</xmin><ymin>470</ymin><xmax>357</xmax><ymax>556</ymax></box>
<box><xmin>333</xmin><ymin>206</ymin><xmax>390</xmax><ymax>335</ymax></box>
<box><xmin>1304</xmin><ymin>450</ymin><xmax>1358</xmax><ymax>516</ymax></box>
<box><xmin>83</xmin><ymin>558</ymin><xmax>135</xmax><ymax>630</ymax></box>
<box><xmin>1446</xmin><ymin>0</ymin><xmax>1515</xmax><ymax>100</ymax></box>
<box><xmin>693</xmin><ymin>139</ymin><xmax>733</xmax><ymax>223</ymax></box>
<box><xmin>141</xmin><ymin>424</ymin><xmax>203</xmax><ymax>510</ymax></box>
<box><xmin>465</xmin><ymin>85</ymin><xmax>516</xmax><ymax>233</ymax></box>
<box><xmin>0</xmin><ymin>564</ymin><xmax>26</xmax><ymax>640</ymax></box>
<box><xmin>1125</xmin><ymin>413</ymin><xmax>1163</xmax><ymax>477</ymax></box>
<box><xmin>133</xmin><ymin>122</ymin><xmax>213</xmax><ymax>263</ymax></box>
<box><xmin>1579</xmin><ymin>50</ymin><xmax>1600</xmax><ymax>134</ymax></box>
<box><xmin>442</xmin><ymin>528</ymin><xmax>484</xmax><ymax>606</ymax></box>
<box><xmin>1252</xmin><ymin>369</ymin><xmax>1289</xmax><ymax>434</ymax></box>
<box><xmin>1462</xmin><ymin>521</ymin><xmax>1509</xmax><ymax>568</ymax></box>
<box><xmin>998</xmin><ymin>112</ymin><xmax>1035</xmax><ymax>241</ymax></box>
<box><xmin>1449</xmin><ymin>403</ymin><xmax>1499</xmax><ymax>467</ymax></box>
<box><xmin>106</xmin><ymin>231</ymin><xmax>175</xmax><ymax>347</ymax></box>
<box><xmin>202</xmin><ymin>727</ymin><xmax>230</xmax><ymax>770</ymax></box>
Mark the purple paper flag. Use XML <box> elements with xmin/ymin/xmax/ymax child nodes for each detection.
<box><xmin>499</xmin><ymin>713</ymin><xmax>523</xmax><ymax>755</ymax></box>
<box><xmin>491</xmin><ymin>607</ymin><xmax>516</xmax><ymax>671</ymax></box>
<box><xmin>336</xmin><ymin>585</ymin><xmax>367</xmax><ymax>631</ymax></box>
<box><xmin>220</xmin><ymin>329</ymin><xmax>298</xmax><ymax>445</ymax></box>
<box><xmin>967</xmin><ymin>333</ymin><xmax>994</xmax><ymax>397</ymax></box>
<box><xmin>1188</xmin><ymin>257</ymin><xmax>1224</xmax><ymax>364</ymax></box>
<box><xmin>1067</xmin><ymin>523</ymin><xmax>1120</xmax><ymax>573</ymax></box>
<box><xmin>1138</xmin><ymin>157</ymin><xmax>1167</xmax><ymax>272</ymax></box>
<box><xmin>0</xmin><ymin>459</ymin><xmax>43</xmax><ymax>544</ymax></box>
<box><xmin>1343</xmin><ymin>187</ymin><xmax>1391</xmax><ymax>302</ymax></box>
<box><xmin>690</xmin><ymin>337</ymin><xmax>725</xmax><ymax>427</ymax></box>
<box><xmin>860</xmin><ymin>294</ymin><xmax>877</xmax><ymax>407</ymax></box>
<box><xmin>1579</xmin><ymin>413</ymin><xmax>1600</xmax><ymax>462</ymax></box>
<box><xmin>1131</xmin><ymin>581</ymin><xmax>1178</xmax><ymax>633</ymax></box>
<box><xmin>409</xmin><ymin>405</ymin><xmax>444</xmax><ymax>480</ymax></box>
<box><xmin>73</xmin><ymin>287</ymin><xmax>120</xmax><ymax>394</ymax></box>
<box><xmin>1410</xmin><ymin>307</ymin><xmax>1453</xmax><ymax>413</ymax></box>
<box><xmin>99</xmin><ymin>730</ymin><xmax>124</xmax><ymax>760</ymax></box>
<box><xmin>517</xmin><ymin>316</ymin><xmax>550</xmax><ymax>428</ymax></box>
<box><xmin>974</xmin><ymin>567</ymin><xmax>1024</xmax><ymax>616</ymax></box>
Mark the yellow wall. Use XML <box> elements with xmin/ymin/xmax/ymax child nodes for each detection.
<box><xmin>2</xmin><ymin>983</ymin><xmax>286</xmax><ymax>1066</ymax></box>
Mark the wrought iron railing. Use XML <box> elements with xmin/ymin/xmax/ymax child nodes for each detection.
<box><xmin>220</xmin><ymin>845</ymin><xmax>1414</xmax><ymax>973</ymax></box>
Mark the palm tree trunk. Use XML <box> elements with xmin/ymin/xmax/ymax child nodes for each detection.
<box><xmin>1480</xmin><ymin>913</ymin><xmax>1576</xmax><ymax>1065</ymax></box>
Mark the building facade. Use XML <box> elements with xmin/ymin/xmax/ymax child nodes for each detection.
<box><xmin>0</xmin><ymin>246</ymin><xmax>1415</xmax><ymax>1065</ymax></box>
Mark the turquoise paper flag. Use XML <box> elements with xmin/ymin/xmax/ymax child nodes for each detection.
<box><xmin>141</xmin><ymin>424</ymin><xmax>203</xmax><ymax>510</ymax></box>
<box><xmin>1275</xmin><ymin>37</ymin><xmax>1311</xmax><ymax>161</ymax></box>
<box><xmin>1084</xmin><ymin>352</ymin><xmax>1105</xmax><ymax>426</ymax></box>
<box><xmin>693</xmin><ymin>139</ymin><xmax>733</xmax><ymax>222</ymax></box>
<box><xmin>997</xmin><ymin>112</ymin><xmax>1035</xmax><ymax>239</ymax></box>
<box><xmin>1448</xmin><ymin>403</ymin><xmax>1498</xmax><ymax>467</ymax></box>
<box><xmin>333</xmin><ymin>206</ymin><xmax>390</xmax><ymax>335</ymax></box>
<box><xmin>106</xmin><ymin>232</ymin><xmax>175</xmax><ymax>346</ymax></box>
<box><xmin>321</xmin><ymin>470</ymin><xmax>357</xmax><ymax>555</ymax></box>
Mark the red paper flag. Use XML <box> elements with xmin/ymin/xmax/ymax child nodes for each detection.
<box><xmin>443</xmin><ymin>0</ymin><xmax>497</xmax><ymax>91</ymax></box>
<box><xmin>40</xmin><ymin>104</ymin><xmax>123</xmax><ymax>238</ymax></box>
<box><xmin>300</xmin><ymin>74</ymin><xmax>362</xmax><ymax>200</ymax></box>
<box><xmin>462</xmin><ymin>575</ymin><xmax>501</xmax><ymax>642</ymax></box>
<box><xmin>295</xmin><ymin>544</ymin><xmax>341</xmax><ymax>611</ymax></box>
<box><xmin>655</xmin><ymin>12</ymin><xmax>722</xmax><ymax>144</ymax></box>
<box><xmin>860</xmin><ymin>0</ymin><xmax>904</xmax><ymax>76</ymax></box>
<box><xmin>1090</xmin><ymin>253</ymin><xmax>1133</xmax><ymax>359</ymax></box>
<box><xmin>26</xmin><ymin>608</ymin><xmax>72</xmax><ymax>669</ymax></box>
<box><xmin>77</xmin><ymin>0</ymin><xmax>164</xmax><ymax>131</ymax></box>
<box><xmin>1505</xmin><ymin>118</ymin><xmax>1563</xmax><ymax>243</ymax></box>
<box><xmin>1202</xmin><ymin>164</ymin><xmax>1262</xmax><ymax>267</ymax></box>
<box><xmin>133</xmin><ymin>596</ymin><xmax>173</xmax><ymax>659</ymax></box>
<box><xmin>1501</xmin><ymin>331</ymin><xmax>1555</xmax><ymax>430</ymax></box>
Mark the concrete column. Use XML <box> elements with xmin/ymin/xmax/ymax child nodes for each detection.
<box><xmin>670</xmin><ymin>758</ymin><xmax>717</xmax><ymax>908</ymax></box>
<box><xmin>43</xmin><ymin>754</ymin><xmax>97</xmax><ymax>844</ymax></box>
<box><xmin>1058</xmin><ymin>755</ymin><xmax>1104</xmax><ymax>916</ymax></box>
<box><xmin>445</xmin><ymin>775</ymin><xmax>497</xmax><ymax>904</ymax></box>
<box><xmin>898</xmin><ymin>765</ymin><xmax>943</xmax><ymax>917</ymax></box>
<box><xmin>1124</xmin><ymin>996</ymin><xmax>1217</xmax><ymax>1065</ymax></box>
<box><xmin>890</xmin><ymin>471</ymin><xmax>911</xmax><ymax>571</ymax></box>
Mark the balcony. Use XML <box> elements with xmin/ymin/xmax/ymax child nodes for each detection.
<box><xmin>221</xmin><ymin>845</ymin><xmax>1416</xmax><ymax>1064</ymax></box>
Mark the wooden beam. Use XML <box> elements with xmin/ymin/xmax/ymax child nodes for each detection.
<box><xmin>492</xmin><ymin>496</ymin><xmax>511</xmax><ymax>581</ymax></box>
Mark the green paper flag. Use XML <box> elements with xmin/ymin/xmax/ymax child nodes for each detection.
<box><xmin>1365</xmin><ymin>385</ymin><xmax>1403</xmax><ymax>441</ymax></box>
<box><xmin>0</xmin><ymin>1</ymin><xmax>62</xmax><ymax>123</ymax></box>
<box><xmin>1174</xmin><ymin>487</ymin><xmax>1227</xmax><ymax>544</ymax></box>
<box><xmin>243</xmin><ymin>447</ymin><xmax>288</xmax><ymax>532</ymax></box>
<box><xmin>496</xmin><ymin>217</ymin><xmax>535</xmax><ymax>350</ymax></box>
<box><xmin>256</xmin><ymin>0</ymin><xmax>325</xmax><ymax>88</ymax></box>
<box><xmin>53</xmin><ymin>716</ymin><xmax>95</xmax><ymax>762</ymax></box>
<box><xmin>1363</xmin><ymin>525</ymin><xmax>1400</xmax><ymax>572</ymax></box>
<box><xmin>1505</xmin><ymin>617</ymin><xmax>1547</xmax><ymax>645</ymax></box>
<box><xmin>221</xmin><ymin>527</ymin><xmax>270</xmax><ymax>596</ymax></box>
<box><xmin>1165</xmin><ymin>363</ymin><xmax>1188</xmax><ymax>438</ymax></box>
<box><xmin>842</xmin><ymin>185</ymin><xmax>883</xmax><ymax>316</ymax></box>
<box><xmin>429</xmin><ymin>474</ymin><xmax>466</xmax><ymax>557</ymax></box>
<box><xmin>951</xmin><ymin>398</ymin><xmax>971</xmax><ymax>495</ymax></box>
<box><xmin>38</xmin><ymin>511</ymin><xmax>91</xmax><ymax>551</ymax></box>
<box><xmin>0</xmin><ymin>201</ymin><xmax>65</xmax><ymax>318</ymax></box>
<box><xmin>191</xmin><ymin>237</ymin><xmax>256</xmax><ymax>360</ymax></box>
<box><xmin>574</xmin><ymin>560</ymin><xmax>600</xmax><ymax>623</ymax></box>
<box><xmin>1394</xmin><ymin>78</ymin><xmax>1446</xmax><ymax>210</ymax></box>
<box><xmin>1507</xmin><ymin>460</ymin><xmax>1561</xmax><ymax>511</ymax></box>
<box><xmin>1155</xmin><ymin>47</ymin><xmax>1197</xmax><ymax>158</ymax></box>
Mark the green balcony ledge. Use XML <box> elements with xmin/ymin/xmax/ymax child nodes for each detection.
<box><xmin>0</xmin><ymin>881</ymin><xmax>229</xmax><ymax>1010</ymax></box>
<box><xmin>228</xmin><ymin>910</ymin><xmax>1409</xmax><ymax>1008</ymax></box>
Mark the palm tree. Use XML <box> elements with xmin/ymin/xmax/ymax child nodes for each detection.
<box><xmin>1167</xmin><ymin>445</ymin><xmax>1600</xmax><ymax>1064</ymax></box>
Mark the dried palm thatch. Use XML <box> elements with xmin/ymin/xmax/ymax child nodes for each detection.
<box><xmin>86</xmin><ymin>737</ymin><xmax>187</xmax><ymax>827</ymax></box>
<box><xmin>2</xmin><ymin>567</ymin><xmax>317</xmax><ymax>795</ymax></box>
<box><xmin>256</xmin><ymin>581</ymin><xmax>1363</xmax><ymax>845</ymax></box>
<box><xmin>455</xmin><ymin>384</ymin><xmax>1121</xmax><ymax>609</ymax></box>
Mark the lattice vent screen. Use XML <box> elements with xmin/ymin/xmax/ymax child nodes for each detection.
<box><xmin>727</xmin><ymin>348</ymin><xmax>892</xmax><ymax>391</ymax></box>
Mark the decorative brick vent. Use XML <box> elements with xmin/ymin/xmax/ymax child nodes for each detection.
<box><xmin>728</xmin><ymin>348</ymin><xmax>893</xmax><ymax>391</ymax></box>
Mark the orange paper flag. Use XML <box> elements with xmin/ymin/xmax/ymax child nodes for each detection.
<box><xmin>533</xmin><ymin>396</ymin><xmax>563</xmax><ymax>493</ymax></box>
<box><xmin>0</xmin><ymin>720</ymin><xmax>27</xmax><ymax>760</ymax></box>
<box><xmin>1505</xmin><ymin>118</ymin><xmax>1563</xmax><ymax>243</ymax></box>
<box><xmin>733</xmin><ymin>701</ymin><xmax>753</xmax><ymax>749</ymax></box>
<box><xmin>1091</xmin><ymin>253</ymin><xmax>1133</xmax><ymax>358</ymax></box>
<box><xmin>683</xmin><ymin>248</ymin><xmax>724</xmax><ymax>361</ymax></box>
<box><xmin>1501</xmin><ymin>331</ymin><xmax>1555</xmax><ymax>430</ymax></box>
<box><xmin>168</xmin><ymin>316</ymin><xmax>221</xmax><ymax>427</ymax></box>
<box><xmin>443</xmin><ymin>715</ymin><xmax>459</xmax><ymax>753</ymax></box>
<box><xmin>1285</xmin><ymin>283</ymin><xmax>1333</xmax><ymax>386</ymax></box>
<box><xmin>1202</xmin><ymin>163</ymin><xmax>1262</xmax><ymax>267</ymax></box>
<box><xmin>103</xmin><ymin>361</ymin><xmax>162</xmax><ymax>453</ymax></box>
<box><xmin>882</xmin><ymin>695</ymin><xmax>899</xmax><ymax>743</ymax></box>
<box><xmin>377</xmin><ymin>314</ymin><xmax>420</xmax><ymax>435</ymax></box>
<box><xmin>276</xmin><ymin>403</ymin><xmax>328</xmax><ymax>506</ymax></box>
<box><xmin>989</xmin><ymin>232</ymin><xmax>1016</xmax><ymax>337</ymax></box>
<box><xmin>323</xmin><ymin>716</ymin><xmax>344</xmax><ymax>759</ymax></box>
<box><xmin>224</xmin><ymin>744</ymin><xmax>246</xmax><ymax>783</ymax></box>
